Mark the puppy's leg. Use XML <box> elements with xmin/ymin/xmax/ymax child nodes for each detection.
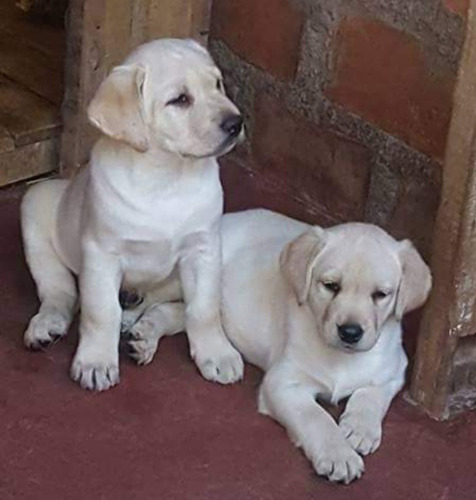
<box><xmin>70</xmin><ymin>246</ymin><xmax>122</xmax><ymax>391</ymax></box>
<box><xmin>339</xmin><ymin>378</ymin><xmax>404</xmax><ymax>456</ymax></box>
<box><xmin>120</xmin><ymin>276</ymin><xmax>182</xmax><ymax>334</ymax></box>
<box><xmin>23</xmin><ymin>244</ymin><xmax>77</xmax><ymax>350</ymax></box>
<box><xmin>22</xmin><ymin>181</ymin><xmax>77</xmax><ymax>349</ymax></box>
<box><xmin>127</xmin><ymin>302</ymin><xmax>185</xmax><ymax>365</ymax></box>
<box><xmin>259</xmin><ymin>365</ymin><xmax>364</xmax><ymax>484</ymax></box>
<box><xmin>179</xmin><ymin>228</ymin><xmax>243</xmax><ymax>384</ymax></box>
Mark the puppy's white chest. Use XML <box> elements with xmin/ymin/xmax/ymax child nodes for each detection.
<box><xmin>121</xmin><ymin>239</ymin><xmax>174</xmax><ymax>286</ymax></box>
<box><xmin>322</xmin><ymin>362</ymin><xmax>376</xmax><ymax>404</ymax></box>
<box><xmin>298</xmin><ymin>340</ymin><xmax>401</xmax><ymax>404</ymax></box>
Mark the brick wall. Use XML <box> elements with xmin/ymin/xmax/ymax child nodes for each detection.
<box><xmin>210</xmin><ymin>0</ymin><xmax>467</xmax><ymax>258</ymax></box>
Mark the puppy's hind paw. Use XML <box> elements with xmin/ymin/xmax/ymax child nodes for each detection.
<box><xmin>24</xmin><ymin>312</ymin><xmax>69</xmax><ymax>350</ymax></box>
<box><xmin>192</xmin><ymin>337</ymin><xmax>244</xmax><ymax>385</ymax></box>
<box><xmin>126</xmin><ymin>321</ymin><xmax>160</xmax><ymax>366</ymax></box>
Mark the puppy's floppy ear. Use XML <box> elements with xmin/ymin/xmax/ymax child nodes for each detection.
<box><xmin>87</xmin><ymin>64</ymin><xmax>149</xmax><ymax>152</ymax></box>
<box><xmin>395</xmin><ymin>240</ymin><xmax>432</xmax><ymax>319</ymax></box>
<box><xmin>280</xmin><ymin>227</ymin><xmax>327</xmax><ymax>305</ymax></box>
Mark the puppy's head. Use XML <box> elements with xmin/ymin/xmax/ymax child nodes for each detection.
<box><xmin>87</xmin><ymin>38</ymin><xmax>243</xmax><ymax>157</ymax></box>
<box><xmin>280</xmin><ymin>223</ymin><xmax>432</xmax><ymax>352</ymax></box>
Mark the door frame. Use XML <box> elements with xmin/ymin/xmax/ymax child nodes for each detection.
<box><xmin>409</xmin><ymin>0</ymin><xmax>476</xmax><ymax>419</ymax></box>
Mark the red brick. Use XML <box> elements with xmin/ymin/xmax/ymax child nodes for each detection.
<box><xmin>325</xmin><ymin>17</ymin><xmax>455</xmax><ymax>160</ymax></box>
<box><xmin>251</xmin><ymin>93</ymin><xmax>371</xmax><ymax>222</ymax></box>
<box><xmin>210</xmin><ymin>0</ymin><xmax>304</xmax><ymax>81</ymax></box>
<box><xmin>221</xmin><ymin>156</ymin><xmax>327</xmax><ymax>225</ymax></box>
<box><xmin>443</xmin><ymin>0</ymin><xmax>468</xmax><ymax>16</ymax></box>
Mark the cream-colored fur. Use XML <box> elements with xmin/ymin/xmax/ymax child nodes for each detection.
<box><xmin>127</xmin><ymin>209</ymin><xmax>431</xmax><ymax>483</ymax></box>
<box><xmin>21</xmin><ymin>38</ymin><xmax>245</xmax><ymax>391</ymax></box>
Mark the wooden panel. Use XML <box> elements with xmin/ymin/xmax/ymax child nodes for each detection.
<box><xmin>409</xmin><ymin>0</ymin><xmax>476</xmax><ymax>419</ymax></box>
<box><xmin>0</xmin><ymin>125</ymin><xmax>14</xmax><ymax>154</ymax></box>
<box><xmin>60</xmin><ymin>0</ymin><xmax>95</xmax><ymax>174</ymax></box>
<box><xmin>130</xmin><ymin>0</ymin><xmax>150</xmax><ymax>47</ymax></box>
<box><xmin>0</xmin><ymin>31</ymin><xmax>63</xmax><ymax>105</ymax></box>
<box><xmin>61</xmin><ymin>0</ymin><xmax>212</xmax><ymax>176</ymax></box>
<box><xmin>0</xmin><ymin>138</ymin><xmax>58</xmax><ymax>186</ymax></box>
<box><xmin>14</xmin><ymin>0</ymin><xmax>68</xmax><ymax>26</ymax></box>
<box><xmin>130</xmin><ymin>0</ymin><xmax>211</xmax><ymax>46</ymax></box>
<box><xmin>148</xmin><ymin>0</ymin><xmax>211</xmax><ymax>42</ymax></box>
<box><xmin>103</xmin><ymin>0</ymin><xmax>135</xmax><ymax>66</ymax></box>
<box><xmin>0</xmin><ymin>2</ymin><xmax>65</xmax><ymax>62</ymax></box>
<box><xmin>60</xmin><ymin>0</ymin><xmax>134</xmax><ymax>174</ymax></box>
<box><xmin>0</xmin><ymin>1</ymin><xmax>64</xmax><ymax>106</ymax></box>
<box><xmin>0</xmin><ymin>75</ymin><xmax>61</xmax><ymax>146</ymax></box>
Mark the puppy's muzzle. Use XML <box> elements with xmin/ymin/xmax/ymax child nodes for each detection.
<box><xmin>337</xmin><ymin>323</ymin><xmax>364</xmax><ymax>345</ymax></box>
<box><xmin>221</xmin><ymin>114</ymin><xmax>243</xmax><ymax>139</ymax></box>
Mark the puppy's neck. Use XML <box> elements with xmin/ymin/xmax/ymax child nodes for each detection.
<box><xmin>92</xmin><ymin>136</ymin><xmax>215</xmax><ymax>186</ymax></box>
<box><xmin>141</xmin><ymin>142</ymin><xmax>208</xmax><ymax>171</ymax></box>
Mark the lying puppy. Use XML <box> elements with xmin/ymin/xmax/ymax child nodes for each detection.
<box><xmin>120</xmin><ymin>209</ymin><xmax>431</xmax><ymax>483</ymax></box>
<box><xmin>221</xmin><ymin>209</ymin><xmax>432</xmax><ymax>483</ymax></box>
<box><xmin>21</xmin><ymin>38</ymin><xmax>244</xmax><ymax>390</ymax></box>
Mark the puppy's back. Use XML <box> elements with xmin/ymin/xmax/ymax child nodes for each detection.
<box><xmin>221</xmin><ymin>209</ymin><xmax>308</xmax><ymax>264</ymax></box>
<box><xmin>221</xmin><ymin>209</ymin><xmax>308</xmax><ymax>369</ymax></box>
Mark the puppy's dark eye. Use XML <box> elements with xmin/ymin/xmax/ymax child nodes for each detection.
<box><xmin>372</xmin><ymin>290</ymin><xmax>389</xmax><ymax>301</ymax></box>
<box><xmin>216</xmin><ymin>79</ymin><xmax>223</xmax><ymax>91</ymax></box>
<box><xmin>323</xmin><ymin>281</ymin><xmax>340</xmax><ymax>295</ymax></box>
<box><xmin>166</xmin><ymin>93</ymin><xmax>191</xmax><ymax>107</ymax></box>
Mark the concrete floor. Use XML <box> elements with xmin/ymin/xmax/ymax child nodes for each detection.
<box><xmin>1</xmin><ymin>180</ymin><xmax>475</xmax><ymax>500</ymax></box>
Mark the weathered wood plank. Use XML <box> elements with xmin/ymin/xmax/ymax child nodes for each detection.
<box><xmin>0</xmin><ymin>138</ymin><xmax>58</xmax><ymax>186</ymax></box>
<box><xmin>0</xmin><ymin>2</ymin><xmax>65</xmax><ymax>62</ymax></box>
<box><xmin>60</xmin><ymin>0</ymin><xmax>135</xmax><ymax>174</ymax></box>
<box><xmin>148</xmin><ymin>0</ymin><xmax>211</xmax><ymax>42</ymax></box>
<box><xmin>0</xmin><ymin>125</ymin><xmax>14</xmax><ymax>154</ymax></box>
<box><xmin>0</xmin><ymin>75</ymin><xmax>61</xmax><ymax>146</ymax></box>
<box><xmin>409</xmin><ymin>0</ymin><xmax>476</xmax><ymax>419</ymax></box>
<box><xmin>14</xmin><ymin>0</ymin><xmax>68</xmax><ymax>27</ymax></box>
<box><xmin>0</xmin><ymin>31</ymin><xmax>63</xmax><ymax>105</ymax></box>
<box><xmin>130</xmin><ymin>1</ymin><xmax>150</xmax><ymax>47</ymax></box>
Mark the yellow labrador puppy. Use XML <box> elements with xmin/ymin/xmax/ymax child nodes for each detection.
<box><xmin>221</xmin><ymin>209</ymin><xmax>431</xmax><ymax>483</ymax></box>
<box><xmin>21</xmin><ymin>39</ymin><xmax>245</xmax><ymax>391</ymax></box>
<box><xmin>119</xmin><ymin>208</ymin><xmax>431</xmax><ymax>483</ymax></box>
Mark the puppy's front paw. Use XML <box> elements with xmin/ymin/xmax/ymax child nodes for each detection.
<box><xmin>126</xmin><ymin>318</ymin><xmax>160</xmax><ymax>366</ymax></box>
<box><xmin>24</xmin><ymin>311</ymin><xmax>69</xmax><ymax>350</ymax></box>
<box><xmin>339</xmin><ymin>411</ymin><xmax>382</xmax><ymax>456</ymax></box>
<box><xmin>192</xmin><ymin>335</ymin><xmax>244</xmax><ymax>384</ymax></box>
<box><xmin>311</xmin><ymin>440</ymin><xmax>364</xmax><ymax>484</ymax></box>
<box><xmin>70</xmin><ymin>351</ymin><xmax>119</xmax><ymax>391</ymax></box>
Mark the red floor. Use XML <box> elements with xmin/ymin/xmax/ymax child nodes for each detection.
<box><xmin>1</xmin><ymin>182</ymin><xmax>475</xmax><ymax>500</ymax></box>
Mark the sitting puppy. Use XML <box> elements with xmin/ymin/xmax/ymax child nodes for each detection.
<box><xmin>118</xmin><ymin>208</ymin><xmax>432</xmax><ymax>483</ymax></box>
<box><xmin>21</xmin><ymin>38</ymin><xmax>244</xmax><ymax>390</ymax></box>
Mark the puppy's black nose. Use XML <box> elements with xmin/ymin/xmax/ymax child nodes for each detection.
<box><xmin>338</xmin><ymin>324</ymin><xmax>364</xmax><ymax>345</ymax></box>
<box><xmin>221</xmin><ymin>114</ymin><xmax>243</xmax><ymax>138</ymax></box>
